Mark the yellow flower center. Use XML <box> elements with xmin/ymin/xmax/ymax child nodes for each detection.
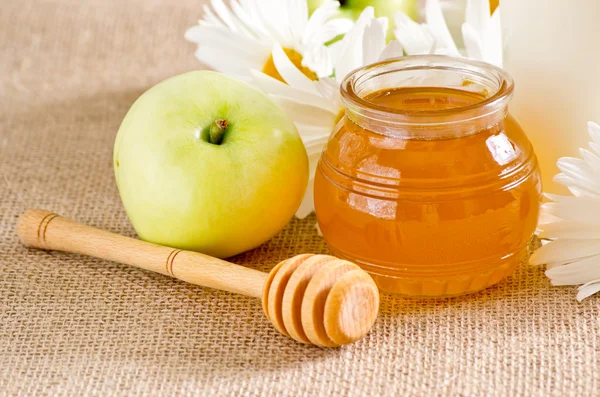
<box><xmin>262</xmin><ymin>48</ymin><xmax>318</xmax><ymax>83</ymax></box>
<box><xmin>490</xmin><ymin>0</ymin><xmax>499</xmax><ymax>13</ymax></box>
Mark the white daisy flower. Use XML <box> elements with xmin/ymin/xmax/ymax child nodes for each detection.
<box><xmin>394</xmin><ymin>0</ymin><xmax>502</xmax><ymax>66</ymax></box>
<box><xmin>251</xmin><ymin>7</ymin><xmax>404</xmax><ymax>218</ymax></box>
<box><xmin>461</xmin><ymin>0</ymin><xmax>502</xmax><ymax>66</ymax></box>
<box><xmin>530</xmin><ymin>122</ymin><xmax>600</xmax><ymax>301</ymax></box>
<box><xmin>184</xmin><ymin>0</ymin><xmax>353</xmax><ymax>81</ymax></box>
<box><xmin>438</xmin><ymin>0</ymin><xmax>467</xmax><ymax>47</ymax></box>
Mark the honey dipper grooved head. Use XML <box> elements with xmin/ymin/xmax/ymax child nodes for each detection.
<box><xmin>262</xmin><ymin>254</ymin><xmax>379</xmax><ymax>347</ymax></box>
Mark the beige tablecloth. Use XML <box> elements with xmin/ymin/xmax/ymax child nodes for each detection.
<box><xmin>1</xmin><ymin>1</ymin><xmax>598</xmax><ymax>396</ymax></box>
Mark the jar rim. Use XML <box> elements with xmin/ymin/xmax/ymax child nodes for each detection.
<box><xmin>340</xmin><ymin>55</ymin><xmax>514</xmax><ymax>125</ymax></box>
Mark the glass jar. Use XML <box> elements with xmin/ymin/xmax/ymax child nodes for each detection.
<box><xmin>314</xmin><ymin>55</ymin><xmax>542</xmax><ymax>297</ymax></box>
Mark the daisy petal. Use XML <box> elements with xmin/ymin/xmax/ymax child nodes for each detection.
<box><xmin>275</xmin><ymin>96</ymin><xmax>337</xmax><ymax>127</ymax></box>
<box><xmin>304</xmin><ymin>138</ymin><xmax>329</xmax><ymax>153</ymax></box>
<box><xmin>210</xmin><ymin>0</ymin><xmax>241</xmax><ymax>33</ymax></box>
<box><xmin>576</xmin><ymin>279</ymin><xmax>600</xmax><ymax>301</ymax></box>
<box><xmin>255</xmin><ymin>0</ymin><xmax>289</xmax><ymax>45</ymax></box>
<box><xmin>315</xmin><ymin>77</ymin><xmax>339</xmax><ymax>104</ymax></box>
<box><xmin>202</xmin><ymin>4</ymin><xmax>225</xmax><ymax>28</ymax></box>
<box><xmin>304</xmin><ymin>1</ymin><xmax>341</xmax><ymax>37</ymax></box>
<box><xmin>542</xmin><ymin>201</ymin><xmax>600</xmax><ymax>225</ymax></box>
<box><xmin>554</xmin><ymin>174</ymin><xmax>600</xmax><ymax>199</ymax></box>
<box><xmin>588</xmin><ymin>142</ymin><xmax>600</xmax><ymax>158</ymax></box>
<box><xmin>296</xmin><ymin>178</ymin><xmax>316</xmax><ymax>219</ymax></box>
<box><xmin>234</xmin><ymin>0</ymin><xmax>271</xmax><ymax>40</ymax></box>
<box><xmin>462</xmin><ymin>23</ymin><xmax>483</xmax><ymax>62</ymax></box>
<box><xmin>530</xmin><ymin>238</ymin><xmax>600</xmax><ymax>266</ymax></box>
<box><xmin>296</xmin><ymin>123</ymin><xmax>333</xmax><ymax>141</ymax></box>
<box><xmin>579</xmin><ymin>148</ymin><xmax>600</xmax><ymax>173</ymax></box>
<box><xmin>271</xmin><ymin>44</ymin><xmax>319</xmax><ymax>94</ymax></box>
<box><xmin>250</xmin><ymin>70</ymin><xmax>337</xmax><ymax>112</ymax></box>
<box><xmin>376</xmin><ymin>16</ymin><xmax>389</xmax><ymax>36</ymax></box>
<box><xmin>334</xmin><ymin>7</ymin><xmax>376</xmax><ymax>80</ymax></box>
<box><xmin>538</xmin><ymin>211</ymin><xmax>563</xmax><ymax>226</ymax></box>
<box><xmin>362</xmin><ymin>18</ymin><xmax>387</xmax><ymax>66</ymax></box>
<box><xmin>306</xmin><ymin>18</ymin><xmax>354</xmax><ymax>47</ymax></box>
<box><xmin>454</xmin><ymin>0</ymin><xmax>503</xmax><ymax>66</ymax></box>
<box><xmin>394</xmin><ymin>12</ymin><xmax>435</xmax><ymax>55</ymax></box>
<box><xmin>426</xmin><ymin>0</ymin><xmax>459</xmax><ymax>55</ymax></box>
<box><xmin>588</xmin><ymin>121</ymin><xmax>600</xmax><ymax>146</ymax></box>
<box><xmin>544</xmin><ymin>193</ymin><xmax>578</xmax><ymax>203</ymax></box>
<box><xmin>485</xmin><ymin>6</ymin><xmax>503</xmax><ymax>67</ymax></box>
<box><xmin>193</xmin><ymin>46</ymin><xmax>256</xmax><ymax>77</ymax></box>
<box><xmin>302</xmin><ymin>45</ymin><xmax>333</xmax><ymax>79</ymax></box>
<box><xmin>378</xmin><ymin>40</ymin><xmax>404</xmax><ymax>61</ymax></box>
<box><xmin>306</xmin><ymin>147</ymin><xmax>323</xmax><ymax>175</ymax></box>
<box><xmin>185</xmin><ymin>25</ymin><xmax>266</xmax><ymax>61</ymax></box>
<box><xmin>289</xmin><ymin>0</ymin><xmax>308</xmax><ymax>45</ymax></box>
<box><xmin>229</xmin><ymin>0</ymin><xmax>267</xmax><ymax>39</ymax></box>
<box><xmin>465</xmin><ymin>0</ymin><xmax>490</xmax><ymax>40</ymax></box>
<box><xmin>539</xmin><ymin>221</ymin><xmax>600</xmax><ymax>240</ymax></box>
<box><xmin>546</xmin><ymin>255</ymin><xmax>600</xmax><ymax>286</ymax></box>
<box><xmin>545</xmin><ymin>257</ymin><xmax>590</xmax><ymax>270</ymax></box>
<box><xmin>555</xmin><ymin>158</ymin><xmax>600</xmax><ymax>196</ymax></box>
<box><xmin>543</xmin><ymin>193</ymin><xmax>600</xmax><ymax>215</ymax></box>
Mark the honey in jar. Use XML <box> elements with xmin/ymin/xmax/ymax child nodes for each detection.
<box><xmin>314</xmin><ymin>56</ymin><xmax>542</xmax><ymax>297</ymax></box>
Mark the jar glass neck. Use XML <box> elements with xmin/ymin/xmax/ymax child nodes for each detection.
<box><xmin>341</xmin><ymin>55</ymin><xmax>514</xmax><ymax>139</ymax></box>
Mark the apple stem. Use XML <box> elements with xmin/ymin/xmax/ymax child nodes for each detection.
<box><xmin>209</xmin><ymin>119</ymin><xmax>228</xmax><ymax>145</ymax></box>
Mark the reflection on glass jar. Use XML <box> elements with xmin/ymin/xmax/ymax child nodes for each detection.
<box><xmin>314</xmin><ymin>55</ymin><xmax>542</xmax><ymax>297</ymax></box>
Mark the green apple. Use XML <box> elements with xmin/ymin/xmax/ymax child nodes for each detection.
<box><xmin>114</xmin><ymin>71</ymin><xmax>308</xmax><ymax>258</ymax></box>
<box><xmin>309</xmin><ymin>0</ymin><xmax>419</xmax><ymax>38</ymax></box>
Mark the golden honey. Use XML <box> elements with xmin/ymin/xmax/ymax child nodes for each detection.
<box><xmin>314</xmin><ymin>56</ymin><xmax>542</xmax><ymax>297</ymax></box>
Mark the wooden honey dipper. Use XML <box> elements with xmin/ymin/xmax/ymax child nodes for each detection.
<box><xmin>17</xmin><ymin>209</ymin><xmax>379</xmax><ymax>347</ymax></box>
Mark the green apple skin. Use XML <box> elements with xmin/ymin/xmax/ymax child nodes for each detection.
<box><xmin>114</xmin><ymin>71</ymin><xmax>309</xmax><ymax>258</ymax></box>
<box><xmin>309</xmin><ymin>0</ymin><xmax>418</xmax><ymax>38</ymax></box>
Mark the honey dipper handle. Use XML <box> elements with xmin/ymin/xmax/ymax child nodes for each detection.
<box><xmin>17</xmin><ymin>209</ymin><xmax>268</xmax><ymax>298</ymax></box>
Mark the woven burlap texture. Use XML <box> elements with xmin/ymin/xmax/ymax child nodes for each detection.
<box><xmin>1</xmin><ymin>1</ymin><xmax>598</xmax><ymax>396</ymax></box>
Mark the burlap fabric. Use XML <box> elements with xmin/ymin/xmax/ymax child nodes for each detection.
<box><xmin>1</xmin><ymin>1</ymin><xmax>598</xmax><ymax>396</ymax></box>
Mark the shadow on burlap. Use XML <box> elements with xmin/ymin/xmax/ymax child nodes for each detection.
<box><xmin>0</xmin><ymin>1</ymin><xmax>598</xmax><ymax>396</ymax></box>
